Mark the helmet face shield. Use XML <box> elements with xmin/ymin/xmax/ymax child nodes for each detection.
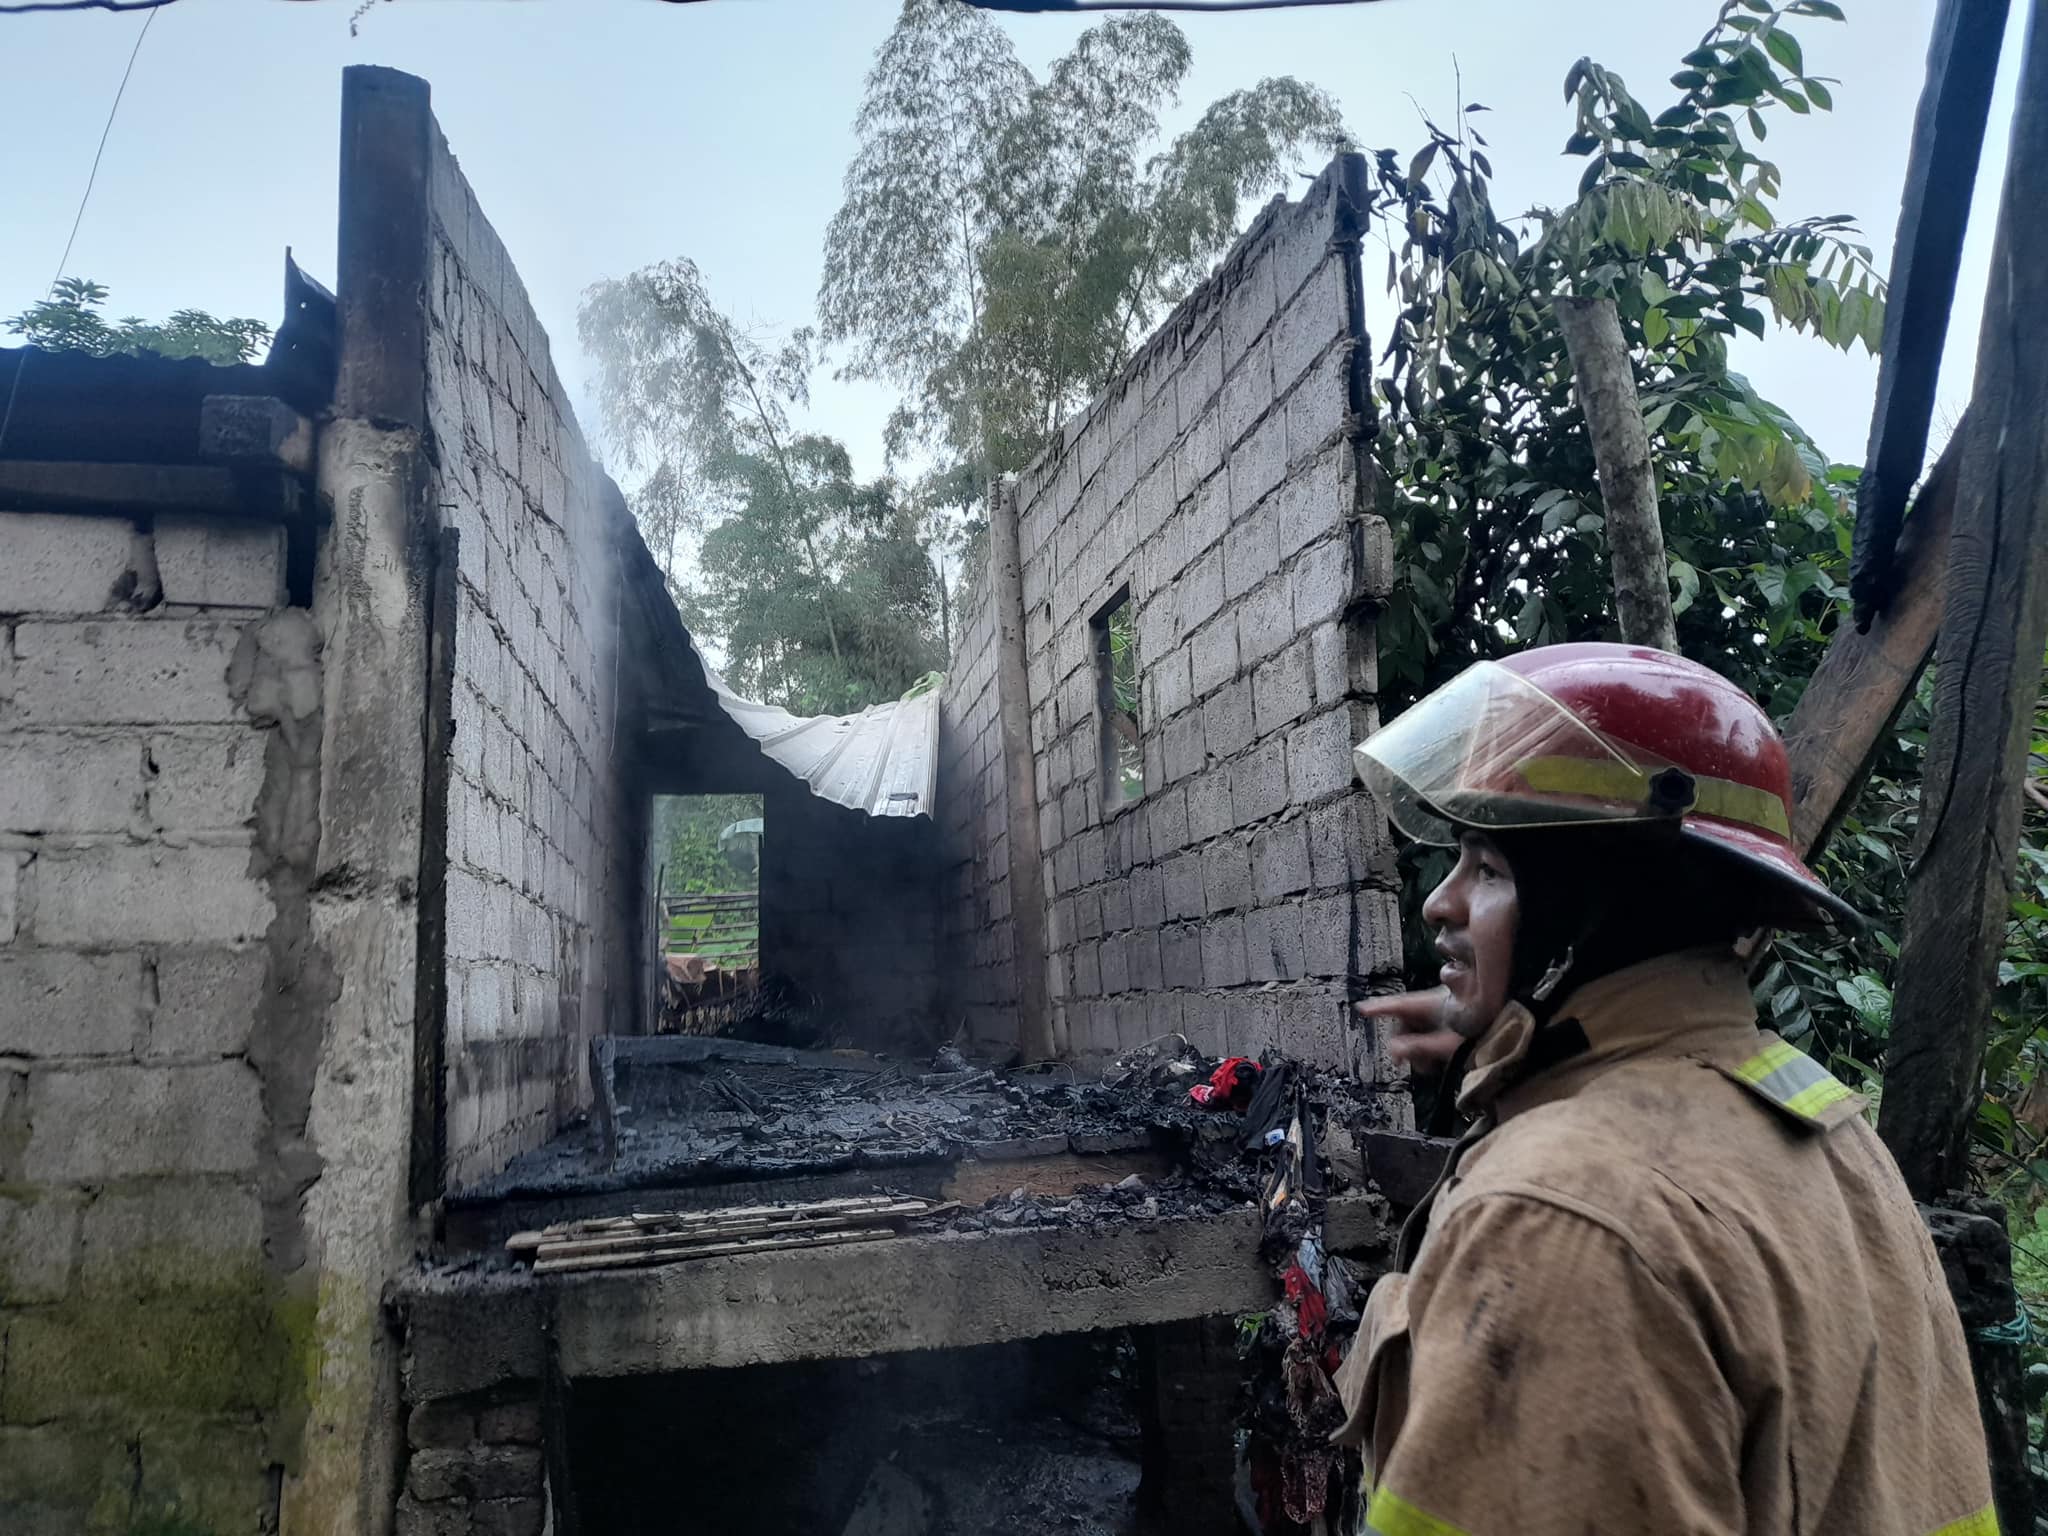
<box><xmin>1353</xmin><ymin>661</ymin><xmax>1670</xmax><ymax>844</ymax></box>
<box><xmin>1352</xmin><ymin>644</ymin><xmax>1848</xmax><ymax>928</ymax></box>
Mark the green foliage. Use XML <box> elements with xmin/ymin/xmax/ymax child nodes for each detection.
<box><xmin>1367</xmin><ymin>4</ymin><xmax>2048</xmax><ymax>1321</ymax></box>
<box><xmin>818</xmin><ymin>0</ymin><xmax>1347</xmax><ymax>480</ymax></box>
<box><xmin>6</xmin><ymin>277</ymin><xmax>271</xmax><ymax>366</ymax></box>
<box><xmin>580</xmin><ymin>261</ymin><xmax>945</xmax><ymax>714</ymax></box>
<box><xmin>1362</xmin><ymin>0</ymin><xmax>1880</xmax><ymax>713</ymax></box>
<box><xmin>692</xmin><ymin>436</ymin><xmax>945</xmax><ymax>713</ymax></box>
<box><xmin>654</xmin><ymin>794</ymin><xmax>762</xmax><ymax>896</ymax></box>
<box><xmin>1103</xmin><ymin>596</ymin><xmax>1143</xmax><ymax>804</ymax></box>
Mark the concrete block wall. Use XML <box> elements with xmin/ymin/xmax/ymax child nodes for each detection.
<box><xmin>760</xmin><ymin>785</ymin><xmax>940</xmax><ymax>1049</ymax></box>
<box><xmin>939</xmin><ymin>155</ymin><xmax>1407</xmax><ymax>1082</ymax></box>
<box><xmin>0</xmin><ymin>507</ymin><xmax>313</xmax><ymax>1528</ymax></box>
<box><xmin>393</xmin><ymin>1273</ymin><xmax>546</xmax><ymax>1536</ymax></box>
<box><xmin>423</xmin><ymin>128</ymin><xmax>630</xmax><ymax>1190</ymax></box>
<box><xmin>935</xmin><ymin>557</ymin><xmax>1018</xmax><ymax>1055</ymax></box>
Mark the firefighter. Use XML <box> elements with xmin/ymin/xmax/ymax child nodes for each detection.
<box><xmin>1333</xmin><ymin>642</ymin><xmax>1995</xmax><ymax>1535</ymax></box>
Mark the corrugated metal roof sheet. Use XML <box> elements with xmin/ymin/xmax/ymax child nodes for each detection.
<box><xmin>692</xmin><ymin>650</ymin><xmax>940</xmax><ymax>819</ymax></box>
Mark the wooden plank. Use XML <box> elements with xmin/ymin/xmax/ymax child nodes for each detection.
<box><xmin>1850</xmin><ymin>0</ymin><xmax>2011</xmax><ymax>625</ymax></box>
<box><xmin>510</xmin><ymin>1194</ymin><xmax>922</xmax><ymax>1252</ymax></box>
<box><xmin>534</xmin><ymin>1225</ymin><xmax>900</xmax><ymax>1275</ymax></box>
<box><xmin>0</xmin><ymin>460</ymin><xmax>310</xmax><ymax>524</ymax></box>
<box><xmin>1880</xmin><ymin>0</ymin><xmax>2048</xmax><ymax>1211</ymax></box>
<box><xmin>1782</xmin><ymin>429</ymin><xmax>1963</xmax><ymax>859</ymax></box>
<box><xmin>528</xmin><ymin>1202</ymin><xmax>932</xmax><ymax>1261</ymax></box>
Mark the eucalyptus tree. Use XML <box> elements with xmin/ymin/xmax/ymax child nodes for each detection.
<box><xmin>818</xmin><ymin>0</ymin><xmax>1349</xmax><ymax>482</ymax></box>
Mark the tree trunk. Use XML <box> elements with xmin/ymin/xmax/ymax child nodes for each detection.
<box><xmin>1555</xmin><ymin>294</ymin><xmax>1678</xmax><ymax>653</ymax></box>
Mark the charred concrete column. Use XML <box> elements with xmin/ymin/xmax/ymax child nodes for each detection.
<box><xmin>285</xmin><ymin>66</ymin><xmax>441</xmax><ymax>1535</ymax></box>
<box><xmin>992</xmin><ymin>478</ymin><xmax>1056</xmax><ymax>1063</ymax></box>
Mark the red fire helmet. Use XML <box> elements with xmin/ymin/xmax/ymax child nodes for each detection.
<box><xmin>1353</xmin><ymin>642</ymin><xmax>1857</xmax><ymax>928</ymax></box>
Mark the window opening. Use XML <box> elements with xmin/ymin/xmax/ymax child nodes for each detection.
<box><xmin>1092</xmin><ymin>588</ymin><xmax>1143</xmax><ymax>811</ymax></box>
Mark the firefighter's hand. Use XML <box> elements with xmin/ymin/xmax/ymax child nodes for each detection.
<box><xmin>1355</xmin><ymin>989</ymin><xmax>1464</xmax><ymax>1073</ymax></box>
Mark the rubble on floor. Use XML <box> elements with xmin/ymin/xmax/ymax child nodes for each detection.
<box><xmin>449</xmin><ymin>1032</ymin><xmax>1392</xmax><ymax>1255</ymax></box>
<box><xmin>448</xmin><ymin>1033</ymin><xmax>1390</xmax><ymax>1536</ymax></box>
<box><xmin>837</xmin><ymin>1412</ymin><xmax>1143</xmax><ymax>1536</ymax></box>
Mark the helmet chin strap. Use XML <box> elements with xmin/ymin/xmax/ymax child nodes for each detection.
<box><xmin>1512</xmin><ymin>883</ymin><xmax>1619</xmax><ymax>1024</ymax></box>
<box><xmin>1529</xmin><ymin>946</ymin><xmax>1577</xmax><ymax>1003</ymax></box>
<box><xmin>1424</xmin><ymin>1031</ymin><xmax>1480</xmax><ymax>1137</ymax></box>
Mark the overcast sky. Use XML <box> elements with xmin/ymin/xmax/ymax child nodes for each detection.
<box><xmin>0</xmin><ymin>0</ymin><xmax>2023</xmax><ymax>484</ymax></box>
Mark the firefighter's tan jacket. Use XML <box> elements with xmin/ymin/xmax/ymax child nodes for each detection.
<box><xmin>1332</xmin><ymin>947</ymin><xmax>1995</xmax><ymax>1536</ymax></box>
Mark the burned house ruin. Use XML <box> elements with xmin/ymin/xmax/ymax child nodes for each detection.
<box><xmin>0</xmin><ymin>66</ymin><xmax>1412</xmax><ymax>1535</ymax></box>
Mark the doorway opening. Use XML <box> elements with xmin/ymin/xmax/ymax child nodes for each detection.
<box><xmin>652</xmin><ymin>792</ymin><xmax>764</xmax><ymax>1033</ymax></box>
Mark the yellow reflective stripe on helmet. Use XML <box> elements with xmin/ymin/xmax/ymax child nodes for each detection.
<box><xmin>1928</xmin><ymin>1503</ymin><xmax>2000</xmax><ymax>1536</ymax></box>
<box><xmin>1733</xmin><ymin>1040</ymin><xmax>1856</xmax><ymax>1124</ymax></box>
<box><xmin>1513</xmin><ymin>756</ymin><xmax>1791</xmax><ymax>838</ymax></box>
<box><xmin>1365</xmin><ymin>1488</ymin><xmax>1472</xmax><ymax>1536</ymax></box>
<box><xmin>1513</xmin><ymin>755</ymin><xmax>1647</xmax><ymax>804</ymax></box>
<box><xmin>1692</xmin><ymin>773</ymin><xmax>1793</xmax><ymax>839</ymax></box>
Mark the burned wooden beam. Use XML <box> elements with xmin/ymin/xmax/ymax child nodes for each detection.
<box><xmin>0</xmin><ymin>459</ymin><xmax>311</xmax><ymax>524</ymax></box>
<box><xmin>1850</xmin><ymin>0</ymin><xmax>2009</xmax><ymax>627</ymax></box>
<box><xmin>588</xmin><ymin>1037</ymin><xmax>620</xmax><ymax>1170</ymax></box>
<box><xmin>1781</xmin><ymin>427</ymin><xmax>1962</xmax><ymax>860</ymax></box>
<box><xmin>0</xmin><ymin>346</ymin><xmax>277</xmax><ymax>463</ymax></box>
<box><xmin>1879</xmin><ymin>62</ymin><xmax>2048</xmax><ymax>1531</ymax></box>
<box><xmin>1880</xmin><ymin>0</ymin><xmax>2048</xmax><ymax>1207</ymax></box>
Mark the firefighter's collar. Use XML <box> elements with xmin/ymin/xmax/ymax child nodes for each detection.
<box><xmin>1456</xmin><ymin>946</ymin><xmax>1767</xmax><ymax>1119</ymax></box>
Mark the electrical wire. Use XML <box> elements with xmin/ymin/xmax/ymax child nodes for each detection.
<box><xmin>0</xmin><ymin>2</ymin><xmax>158</xmax><ymax>459</ymax></box>
<box><xmin>0</xmin><ymin>0</ymin><xmax>175</xmax><ymax>13</ymax></box>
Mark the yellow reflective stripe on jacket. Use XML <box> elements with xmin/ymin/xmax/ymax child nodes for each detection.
<box><xmin>1365</xmin><ymin>1487</ymin><xmax>1471</xmax><ymax>1536</ymax></box>
<box><xmin>1732</xmin><ymin>1039</ymin><xmax>1856</xmax><ymax>1123</ymax></box>
<box><xmin>1928</xmin><ymin>1504</ymin><xmax>2000</xmax><ymax>1536</ymax></box>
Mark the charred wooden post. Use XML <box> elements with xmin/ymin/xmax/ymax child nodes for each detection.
<box><xmin>1880</xmin><ymin>0</ymin><xmax>2048</xmax><ymax>1204</ymax></box>
<box><xmin>1878</xmin><ymin>9</ymin><xmax>2048</xmax><ymax>1528</ymax></box>
<box><xmin>1849</xmin><ymin>0</ymin><xmax>2010</xmax><ymax>627</ymax></box>
<box><xmin>1780</xmin><ymin>430</ymin><xmax>1962</xmax><ymax>861</ymax></box>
